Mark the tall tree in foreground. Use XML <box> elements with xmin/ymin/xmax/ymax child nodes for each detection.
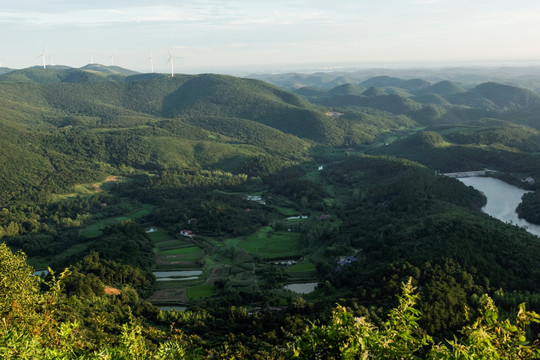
<box><xmin>289</xmin><ymin>278</ymin><xmax>540</xmax><ymax>359</ymax></box>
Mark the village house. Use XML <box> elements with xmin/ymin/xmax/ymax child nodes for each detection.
<box><xmin>338</xmin><ymin>256</ymin><xmax>357</xmax><ymax>266</ymax></box>
<box><xmin>180</xmin><ymin>230</ymin><xmax>193</xmax><ymax>237</ymax></box>
<box><xmin>246</xmin><ymin>195</ymin><xmax>266</xmax><ymax>204</ymax></box>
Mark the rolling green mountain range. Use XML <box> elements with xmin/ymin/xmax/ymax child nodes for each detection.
<box><xmin>250</xmin><ymin>65</ymin><xmax>540</xmax><ymax>92</ymax></box>
<box><xmin>2</xmin><ymin>65</ymin><xmax>540</xmax><ymax>357</ymax></box>
<box><xmin>2</xmin><ymin>65</ymin><xmax>540</xmax><ymax>203</ymax></box>
<box><xmin>0</xmin><ymin>69</ymin><xmax>336</xmax><ymax>203</ymax></box>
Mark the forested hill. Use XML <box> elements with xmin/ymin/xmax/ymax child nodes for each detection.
<box><xmin>0</xmin><ymin>70</ymin><xmax>344</xmax><ymax>142</ymax></box>
<box><xmin>0</xmin><ymin>69</ymin><xmax>374</xmax><ymax>203</ymax></box>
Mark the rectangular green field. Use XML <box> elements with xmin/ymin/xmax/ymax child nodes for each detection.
<box><xmin>154</xmin><ymin>279</ymin><xmax>202</xmax><ymax>290</ymax></box>
<box><xmin>269</xmin><ymin>205</ymin><xmax>300</xmax><ymax>216</ymax></box>
<box><xmin>287</xmin><ymin>262</ymin><xmax>317</xmax><ymax>279</ymax></box>
<box><xmin>187</xmin><ymin>284</ymin><xmax>215</xmax><ymax>299</ymax></box>
<box><xmin>148</xmin><ymin>230</ymin><xmax>172</xmax><ymax>243</ymax></box>
<box><xmin>239</xmin><ymin>226</ymin><xmax>302</xmax><ymax>259</ymax></box>
<box><xmin>156</xmin><ymin>239</ymin><xmax>188</xmax><ymax>250</ymax></box>
<box><xmin>156</xmin><ymin>246</ymin><xmax>205</xmax><ymax>261</ymax></box>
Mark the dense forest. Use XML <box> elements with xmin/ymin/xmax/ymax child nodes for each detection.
<box><xmin>1</xmin><ymin>65</ymin><xmax>540</xmax><ymax>358</ymax></box>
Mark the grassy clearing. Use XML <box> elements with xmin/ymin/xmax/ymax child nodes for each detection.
<box><xmin>287</xmin><ymin>262</ymin><xmax>317</xmax><ymax>279</ymax></box>
<box><xmin>239</xmin><ymin>226</ymin><xmax>302</xmax><ymax>259</ymax></box>
<box><xmin>79</xmin><ymin>204</ymin><xmax>153</xmax><ymax>238</ymax></box>
<box><xmin>157</xmin><ymin>246</ymin><xmax>204</xmax><ymax>256</ymax></box>
<box><xmin>147</xmin><ymin>229</ymin><xmax>171</xmax><ymax>243</ymax></box>
<box><xmin>270</xmin><ymin>205</ymin><xmax>300</xmax><ymax>216</ymax></box>
<box><xmin>27</xmin><ymin>241</ymin><xmax>93</xmax><ymax>269</ymax></box>
<box><xmin>80</xmin><ymin>216</ymin><xmax>130</xmax><ymax>238</ymax></box>
<box><xmin>155</xmin><ymin>240</ymin><xmax>187</xmax><ymax>250</ymax></box>
<box><xmin>187</xmin><ymin>284</ymin><xmax>215</xmax><ymax>299</ymax></box>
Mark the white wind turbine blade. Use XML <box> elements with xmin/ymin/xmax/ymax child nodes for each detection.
<box><xmin>167</xmin><ymin>50</ymin><xmax>175</xmax><ymax>77</ymax></box>
<box><xmin>167</xmin><ymin>50</ymin><xmax>183</xmax><ymax>77</ymax></box>
<box><xmin>38</xmin><ymin>48</ymin><xmax>47</xmax><ymax>69</ymax></box>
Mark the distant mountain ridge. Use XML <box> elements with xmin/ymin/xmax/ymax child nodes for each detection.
<box><xmin>293</xmin><ymin>75</ymin><xmax>540</xmax><ymax>116</ymax></box>
<box><xmin>0</xmin><ymin>64</ymin><xmax>140</xmax><ymax>84</ymax></box>
<box><xmin>249</xmin><ymin>66</ymin><xmax>540</xmax><ymax>92</ymax></box>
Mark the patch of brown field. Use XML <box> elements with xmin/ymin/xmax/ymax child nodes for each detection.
<box><xmin>210</xmin><ymin>266</ymin><xmax>231</xmax><ymax>277</ymax></box>
<box><xmin>104</xmin><ymin>286</ymin><xmax>121</xmax><ymax>295</ymax></box>
<box><xmin>148</xmin><ymin>288</ymin><xmax>189</xmax><ymax>303</ymax></box>
<box><xmin>105</xmin><ymin>175</ymin><xmax>124</xmax><ymax>183</ymax></box>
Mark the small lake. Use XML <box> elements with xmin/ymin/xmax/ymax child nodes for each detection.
<box><xmin>153</xmin><ymin>270</ymin><xmax>203</xmax><ymax>277</ymax></box>
<box><xmin>153</xmin><ymin>270</ymin><xmax>203</xmax><ymax>282</ymax></box>
<box><xmin>459</xmin><ymin>177</ymin><xmax>540</xmax><ymax>237</ymax></box>
<box><xmin>33</xmin><ymin>269</ymin><xmax>49</xmax><ymax>276</ymax></box>
<box><xmin>284</xmin><ymin>282</ymin><xmax>318</xmax><ymax>294</ymax></box>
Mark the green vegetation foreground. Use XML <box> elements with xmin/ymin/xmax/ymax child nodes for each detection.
<box><xmin>2</xmin><ymin>243</ymin><xmax>540</xmax><ymax>359</ymax></box>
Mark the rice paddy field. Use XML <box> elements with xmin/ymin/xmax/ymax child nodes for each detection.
<box><xmin>239</xmin><ymin>226</ymin><xmax>302</xmax><ymax>259</ymax></box>
<box><xmin>187</xmin><ymin>284</ymin><xmax>216</xmax><ymax>299</ymax></box>
<box><xmin>286</xmin><ymin>261</ymin><xmax>317</xmax><ymax>280</ymax></box>
<box><xmin>148</xmin><ymin>222</ymin><xmax>317</xmax><ymax>306</ymax></box>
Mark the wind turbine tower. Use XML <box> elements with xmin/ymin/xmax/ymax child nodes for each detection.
<box><xmin>90</xmin><ymin>52</ymin><xmax>95</xmax><ymax>64</ymax></box>
<box><xmin>167</xmin><ymin>50</ymin><xmax>182</xmax><ymax>77</ymax></box>
<box><xmin>38</xmin><ymin>48</ymin><xmax>47</xmax><ymax>69</ymax></box>
<box><xmin>49</xmin><ymin>55</ymin><xmax>54</xmax><ymax>67</ymax></box>
<box><xmin>110</xmin><ymin>54</ymin><xmax>115</xmax><ymax>66</ymax></box>
<box><xmin>149</xmin><ymin>53</ymin><xmax>154</xmax><ymax>73</ymax></box>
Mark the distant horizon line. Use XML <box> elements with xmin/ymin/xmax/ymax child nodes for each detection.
<box><xmin>2</xmin><ymin>58</ymin><xmax>540</xmax><ymax>76</ymax></box>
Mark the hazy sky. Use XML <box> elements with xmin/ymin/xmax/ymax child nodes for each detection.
<box><xmin>1</xmin><ymin>0</ymin><xmax>540</xmax><ymax>74</ymax></box>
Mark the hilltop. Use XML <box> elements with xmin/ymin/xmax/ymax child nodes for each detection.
<box><xmin>0</xmin><ymin>69</ymin><xmax>392</xmax><ymax>203</ymax></box>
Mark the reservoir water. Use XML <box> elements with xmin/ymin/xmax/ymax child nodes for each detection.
<box><xmin>459</xmin><ymin>177</ymin><xmax>540</xmax><ymax>237</ymax></box>
<box><xmin>284</xmin><ymin>282</ymin><xmax>318</xmax><ymax>294</ymax></box>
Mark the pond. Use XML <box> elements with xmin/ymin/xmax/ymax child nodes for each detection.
<box><xmin>33</xmin><ymin>269</ymin><xmax>49</xmax><ymax>276</ymax></box>
<box><xmin>153</xmin><ymin>270</ymin><xmax>203</xmax><ymax>277</ymax></box>
<box><xmin>459</xmin><ymin>177</ymin><xmax>540</xmax><ymax>237</ymax></box>
<box><xmin>153</xmin><ymin>270</ymin><xmax>203</xmax><ymax>282</ymax></box>
<box><xmin>284</xmin><ymin>282</ymin><xmax>318</xmax><ymax>294</ymax></box>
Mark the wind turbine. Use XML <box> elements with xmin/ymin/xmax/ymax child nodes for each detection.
<box><xmin>110</xmin><ymin>54</ymin><xmax>115</xmax><ymax>66</ymax></box>
<box><xmin>90</xmin><ymin>52</ymin><xmax>95</xmax><ymax>64</ymax></box>
<box><xmin>167</xmin><ymin>50</ymin><xmax>182</xmax><ymax>77</ymax></box>
<box><xmin>38</xmin><ymin>48</ymin><xmax>47</xmax><ymax>69</ymax></box>
<box><xmin>149</xmin><ymin>53</ymin><xmax>154</xmax><ymax>73</ymax></box>
<box><xmin>49</xmin><ymin>54</ymin><xmax>54</xmax><ymax>67</ymax></box>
